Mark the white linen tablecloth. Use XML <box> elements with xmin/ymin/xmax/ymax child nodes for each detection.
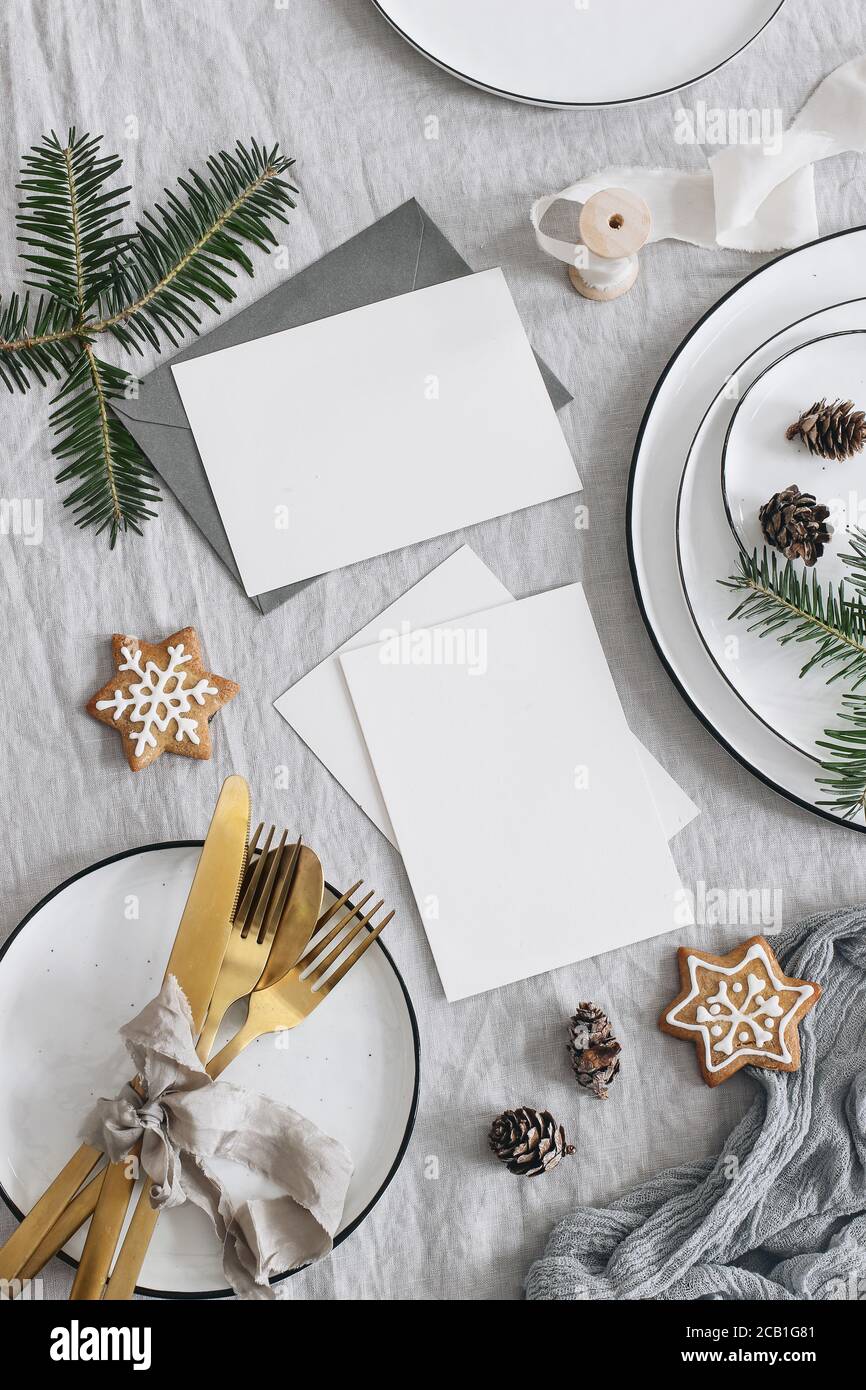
<box><xmin>1</xmin><ymin>0</ymin><xmax>865</xmax><ymax>1301</ymax></box>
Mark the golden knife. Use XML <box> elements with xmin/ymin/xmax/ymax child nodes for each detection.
<box><xmin>69</xmin><ymin>774</ymin><xmax>251</xmax><ymax>1299</ymax></box>
<box><xmin>69</xmin><ymin>773</ymin><xmax>251</xmax><ymax>1299</ymax></box>
<box><xmin>0</xmin><ymin>775</ymin><xmax>250</xmax><ymax>1293</ymax></box>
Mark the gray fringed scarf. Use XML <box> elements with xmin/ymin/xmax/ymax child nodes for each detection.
<box><xmin>526</xmin><ymin>908</ymin><xmax>866</xmax><ymax>1301</ymax></box>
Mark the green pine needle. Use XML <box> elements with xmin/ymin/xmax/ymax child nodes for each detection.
<box><xmin>98</xmin><ymin>140</ymin><xmax>297</xmax><ymax>353</ymax></box>
<box><xmin>720</xmin><ymin>545</ymin><xmax>866</xmax><ymax>686</ymax></box>
<box><xmin>50</xmin><ymin>347</ymin><xmax>161</xmax><ymax>547</ymax></box>
<box><xmin>0</xmin><ymin>129</ymin><xmax>297</xmax><ymax>543</ymax></box>
<box><xmin>815</xmin><ymin>695</ymin><xmax>866</xmax><ymax>821</ymax></box>
<box><xmin>16</xmin><ymin>128</ymin><xmax>131</xmax><ymax>314</ymax></box>
<box><xmin>721</xmin><ymin>536</ymin><xmax>866</xmax><ymax>821</ymax></box>
<box><xmin>837</xmin><ymin>528</ymin><xmax>866</xmax><ymax>599</ymax></box>
<box><xmin>0</xmin><ymin>290</ymin><xmax>76</xmax><ymax>391</ymax></box>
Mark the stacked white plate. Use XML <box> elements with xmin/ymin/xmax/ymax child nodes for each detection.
<box><xmin>629</xmin><ymin>228</ymin><xmax>866</xmax><ymax>831</ymax></box>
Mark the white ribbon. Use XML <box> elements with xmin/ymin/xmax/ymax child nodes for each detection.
<box><xmin>531</xmin><ymin>55</ymin><xmax>866</xmax><ymax>267</ymax></box>
<box><xmin>84</xmin><ymin>976</ymin><xmax>353</xmax><ymax>1300</ymax></box>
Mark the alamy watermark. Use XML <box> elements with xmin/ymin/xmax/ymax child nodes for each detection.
<box><xmin>49</xmin><ymin>1320</ymin><xmax>151</xmax><ymax>1370</ymax></box>
<box><xmin>674</xmin><ymin>879</ymin><xmax>782</xmax><ymax>928</ymax></box>
<box><xmin>827</xmin><ymin>490</ymin><xmax>866</xmax><ymax>532</ymax></box>
<box><xmin>0</xmin><ymin>1276</ymin><xmax>43</xmax><ymax>1299</ymax></box>
<box><xmin>0</xmin><ymin>497</ymin><xmax>43</xmax><ymax>545</ymax></box>
<box><xmin>377</xmin><ymin>620</ymin><xmax>488</xmax><ymax>676</ymax></box>
<box><xmin>675</xmin><ymin>101</ymin><xmax>783</xmax><ymax>156</ymax></box>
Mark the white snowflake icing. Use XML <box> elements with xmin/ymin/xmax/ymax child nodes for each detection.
<box><xmin>666</xmin><ymin>942</ymin><xmax>815</xmax><ymax>1073</ymax></box>
<box><xmin>96</xmin><ymin>643</ymin><xmax>218</xmax><ymax>758</ymax></box>
<box><xmin>696</xmin><ymin>972</ymin><xmax>784</xmax><ymax>1057</ymax></box>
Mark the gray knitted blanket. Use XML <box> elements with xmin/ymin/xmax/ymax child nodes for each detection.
<box><xmin>526</xmin><ymin>909</ymin><xmax>866</xmax><ymax>1301</ymax></box>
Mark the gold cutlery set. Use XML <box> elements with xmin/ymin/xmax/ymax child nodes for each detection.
<box><xmin>0</xmin><ymin>775</ymin><xmax>394</xmax><ymax>1298</ymax></box>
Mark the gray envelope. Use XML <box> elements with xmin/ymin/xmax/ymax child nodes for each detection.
<box><xmin>113</xmin><ymin>198</ymin><xmax>572</xmax><ymax>614</ymax></box>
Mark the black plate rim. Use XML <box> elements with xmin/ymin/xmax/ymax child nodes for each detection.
<box><xmin>370</xmin><ymin>0</ymin><xmax>787</xmax><ymax>109</ymax></box>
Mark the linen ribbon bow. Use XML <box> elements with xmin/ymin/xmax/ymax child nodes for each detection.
<box><xmin>84</xmin><ymin>976</ymin><xmax>353</xmax><ymax>1300</ymax></box>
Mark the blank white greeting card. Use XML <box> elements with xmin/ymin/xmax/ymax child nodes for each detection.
<box><xmin>171</xmin><ymin>269</ymin><xmax>579</xmax><ymax>596</ymax></box>
<box><xmin>340</xmin><ymin>583</ymin><xmax>691</xmax><ymax>1001</ymax></box>
<box><xmin>274</xmin><ymin>547</ymin><xmax>698</xmax><ymax>845</ymax></box>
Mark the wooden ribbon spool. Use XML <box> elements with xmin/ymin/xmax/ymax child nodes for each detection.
<box><xmin>568</xmin><ymin>187</ymin><xmax>652</xmax><ymax>302</ymax></box>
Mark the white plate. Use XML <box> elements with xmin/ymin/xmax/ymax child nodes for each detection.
<box><xmin>628</xmin><ymin>228</ymin><xmax>866</xmax><ymax>832</ymax></box>
<box><xmin>0</xmin><ymin>843</ymin><xmax>419</xmax><ymax>1298</ymax></box>
<box><xmin>371</xmin><ymin>0</ymin><xmax>785</xmax><ymax>108</ymax></box>
<box><xmin>723</xmin><ymin>332</ymin><xmax>866</xmax><ymax>592</ymax></box>
<box><xmin>678</xmin><ymin>305</ymin><xmax>866</xmax><ymax>762</ymax></box>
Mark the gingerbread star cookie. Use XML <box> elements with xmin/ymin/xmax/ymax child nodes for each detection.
<box><xmin>87</xmin><ymin>627</ymin><xmax>239</xmax><ymax>772</ymax></box>
<box><xmin>660</xmin><ymin>935</ymin><xmax>820</xmax><ymax>1087</ymax></box>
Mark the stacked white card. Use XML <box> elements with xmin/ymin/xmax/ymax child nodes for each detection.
<box><xmin>276</xmin><ymin>549</ymin><xmax>696</xmax><ymax>1001</ymax></box>
<box><xmin>169</xmin><ymin>254</ymin><xmax>694</xmax><ymax>998</ymax></box>
<box><xmin>172</xmin><ymin>269</ymin><xmax>580</xmax><ymax>597</ymax></box>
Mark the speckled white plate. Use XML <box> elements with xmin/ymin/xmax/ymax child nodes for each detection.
<box><xmin>0</xmin><ymin>842</ymin><xmax>419</xmax><ymax>1298</ymax></box>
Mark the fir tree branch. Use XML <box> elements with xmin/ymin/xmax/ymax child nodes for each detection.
<box><xmin>815</xmin><ymin>695</ymin><xmax>866</xmax><ymax>820</ymax></box>
<box><xmin>721</xmin><ymin>534</ymin><xmax>866</xmax><ymax>821</ymax></box>
<box><xmin>1</xmin><ymin>129</ymin><xmax>297</xmax><ymax>544</ymax></box>
<box><xmin>0</xmin><ymin>292</ymin><xmax>77</xmax><ymax>390</ymax></box>
<box><xmin>97</xmin><ymin>141</ymin><xmax>297</xmax><ymax>352</ymax></box>
<box><xmin>0</xmin><ymin>320</ymin><xmax>79</xmax><ymax>356</ymax></box>
<box><xmin>16</xmin><ymin>128</ymin><xmax>131</xmax><ymax>313</ymax></box>
<box><xmin>720</xmin><ymin>545</ymin><xmax>866</xmax><ymax>687</ymax></box>
<box><xmin>50</xmin><ymin>347</ymin><xmax>161</xmax><ymax>547</ymax></box>
<box><xmin>837</xmin><ymin>527</ymin><xmax>866</xmax><ymax>599</ymax></box>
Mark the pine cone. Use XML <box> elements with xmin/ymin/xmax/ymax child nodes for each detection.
<box><xmin>786</xmin><ymin>398</ymin><xmax>866</xmax><ymax>461</ymax></box>
<box><xmin>758</xmin><ymin>484</ymin><xmax>832</xmax><ymax>567</ymax></box>
<box><xmin>488</xmin><ymin>1107</ymin><xmax>574</xmax><ymax>1177</ymax></box>
<box><xmin>568</xmin><ymin>1002</ymin><xmax>621</xmax><ymax>1099</ymax></box>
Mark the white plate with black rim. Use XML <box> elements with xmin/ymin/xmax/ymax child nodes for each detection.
<box><xmin>722</xmin><ymin>330</ymin><xmax>866</xmax><ymax>595</ymax></box>
<box><xmin>371</xmin><ymin>0</ymin><xmax>786</xmax><ymax>108</ymax></box>
<box><xmin>0</xmin><ymin>842</ymin><xmax>419</xmax><ymax>1298</ymax></box>
<box><xmin>628</xmin><ymin>227</ymin><xmax>866</xmax><ymax>833</ymax></box>
<box><xmin>677</xmin><ymin>304</ymin><xmax>866</xmax><ymax>764</ymax></box>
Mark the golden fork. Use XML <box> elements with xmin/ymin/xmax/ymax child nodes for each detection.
<box><xmin>102</xmin><ymin>882</ymin><xmax>394</xmax><ymax>1298</ymax></box>
<box><xmin>206</xmin><ymin>890</ymin><xmax>395</xmax><ymax>1074</ymax></box>
<box><xmin>196</xmin><ymin>825</ymin><xmax>302</xmax><ymax>1060</ymax></box>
